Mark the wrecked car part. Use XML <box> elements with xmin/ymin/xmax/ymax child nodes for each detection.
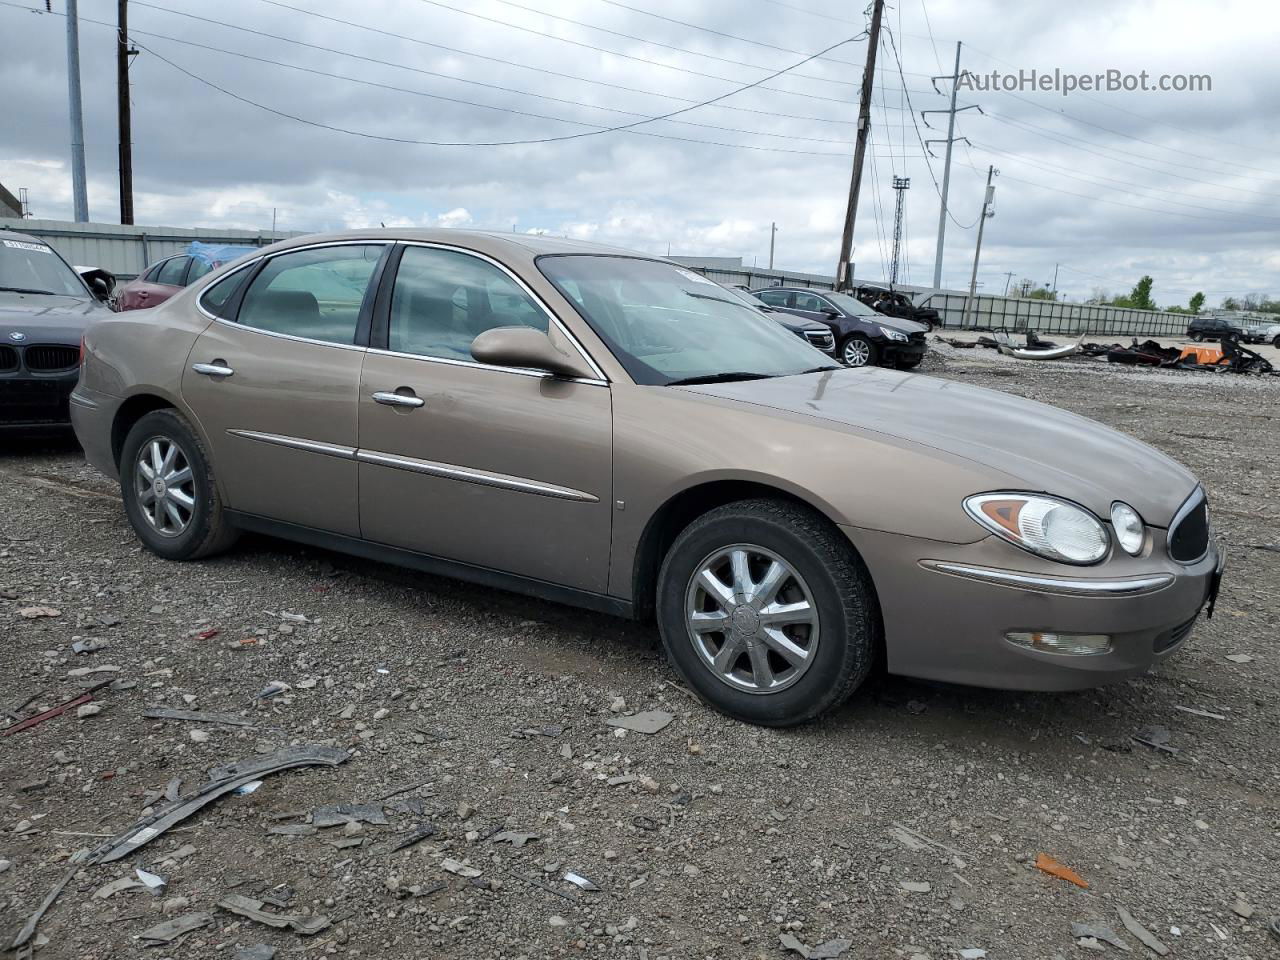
<box><xmin>312</xmin><ymin>802</ymin><xmax>388</xmax><ymax>828</ymax></box>
<box><xmin>605</xmin><ymin>710</ymin><xmax>674</xmax><ymax>735</ymax></box>
<box><xmin>999</xmin><ymin>333</ymin><xmax>1085</xmax><ymax>361</ymax></box>
<box><xmin>1116</xmin><ymin>906</ymin><xmax>1170</xmax><ymax>956</ymax></box>
<box><xmin>216</xmin><ymin>894</ymin><xmax>331</xmax><ymax>935</ymax></box>
<box><xmin>8</xmin><ymin>850</ymin><xmax>88</xmax><ymax>950</ymax></box>
<box><xmin>136</xmin><ymin>912</ymin><xmax>215</xmax><ymax>946</ymax></box>
<box><xmin>564</xmin><ymin>871</ymin><xmax>601</xmax><ymax>891</ymax></box>
<box><xmin>388</xmin><ymin>823</ymin><xmax>437</xmax><ymax>853</ymax></box>
<box><xmin>93</xmin><ymin>746</ymin><xmax>349</xmax><ymax>863</ymax></box>
<box><xmin>1071</xmin><ymin>922</ymin><xmax>1131</xmax><ymax>951</ymax></box>
<box><xmin>2</xmin><ymin>680</ymin><xmax>113</xmax><ymax>737</ymax></box>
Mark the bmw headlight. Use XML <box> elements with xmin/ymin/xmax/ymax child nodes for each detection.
<box><xmin>1109</xmin><ymin>501</ymin><xmax>1145</xmax><ymax>556</ymax></box>
<box><xmin>964</xmin><ymin>493</ymin><xmax>1109</xmax><ymax>565</ymax></box>
<box><xmin>880</xmin><ymin>326</ymin><xmax>909</xmax><ymax>342</ymax></box>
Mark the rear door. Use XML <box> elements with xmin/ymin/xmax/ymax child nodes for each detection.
<box><xmin>119</xmin><ymin>257</ymin><xmax>185</xmax><ymax>311</ymax></box>
<box><xmin>181</xmin><ymin>242</ymin><xmax>389</xmax><ymax>536</ymax></box>
<box><xmin>356</xmin><ymin>243</ymin><xmax>613</xmax><ymax>592</ymax></box>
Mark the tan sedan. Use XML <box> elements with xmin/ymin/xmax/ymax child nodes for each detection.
<box><xmin>71</xmin><ymin>230</ymin><xmax>1223</xmax><ymax>726</ymax></box>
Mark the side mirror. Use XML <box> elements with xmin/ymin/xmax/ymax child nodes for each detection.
<box><xmin>823</xmin><ymin>307</ymin><xmax>840</xmax><ymax>318</ymax></box>
<box><xmin>75</xmin><ymin>266</ymin><xmax>116</xmax><ymax>302</ymax></box>
<box><xmin>470</xmin><ymin>327</ymin><xmax>594</xmax><ymax>379</ymax></box>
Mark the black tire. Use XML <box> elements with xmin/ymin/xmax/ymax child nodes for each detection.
<box><xmin>897</xmin><ymin>357</ymin><xmax>924</xmax><ymax>370</ymax></box>
<box><xmin>1189</xmin><ymin>331</ymin><xmax>1203</xmax><ymax>342</ymax></box>
<box><xmin>656</xmin><ymin>498</ymin><xmax>880</xmax><ymax>727</ymax></box>
<box><xmin>119</xmin><ymin>409</ymin><xmax>238</xmax><ymax>561</ymax></box>
<box><xmin>1273</xmin><ymin>335</ymin><xmax>1280</xmax><ymax>349</ymax></box>
<box><xmin>840</xmin><ymin>333</ymin><xmax>879</xmax><ymax>368</ymax></box>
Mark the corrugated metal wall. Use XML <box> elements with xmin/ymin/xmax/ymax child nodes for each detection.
<box><xmin>0</xmin><ymin>219</ymin><xmax>306</xmax><ymax>279</ymax></box>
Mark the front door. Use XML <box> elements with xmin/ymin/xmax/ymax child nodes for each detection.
<box><xmin>357</xmin><ymin>243</ymin><xmax>613</xmax><ymax>593</ymax></box>
<box><xmin>181</xmin><ymin>242</ymin><xmax>388</xmax><ymax>537</ymax></box>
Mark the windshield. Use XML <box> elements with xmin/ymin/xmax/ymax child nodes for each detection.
<box><xmin>821</xmin><ymin>290</ymin><xmax>883</xmax><ymax>317</ymax></box>
<box><xmin>0</xmin><ymin>238</ymin><xmax>87</xmax><ymax>297</ymax></box>
<box><xmin>539</xmin><ymin>256</ymin><xmax>834</xmax><ymax>385</ymax></box>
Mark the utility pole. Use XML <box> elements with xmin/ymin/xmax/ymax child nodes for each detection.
<box><xmin>1051</xmin><ymin>263</ymin><xmax>1060</xmax><ymax>299</ymax></box>
<box><xmin>889</xmin><ymin>177</ymin><xmax>910</xmax><ymax>286</ymax></box>
<box><xmin>963</xmin><ymin>165</ymin><xmax>997</xmax><ymax>327</ymax></box>
<box><xmin>922</xmin><ymin>43</ymin><xmax>982</xmax><ymax>290</ymax></box>
<box><xmin>66</xmin><ymin>0</ymin><xmax>89</xmax><ymax>222</ymax></box>
<box><xmin>834</xmin><ymin>0</ymin><xmax>884</xmax><ymax>291</ymax></box>
<box><xmin>1001</xmin><ymin>271</ymin><xmax>1014</xmax><ymax>297</ymax></box>
<box><xmin>117</xmin><ymin>0</ymin><xmax>135</xmax><ymax>224</ymax></box>
<box><xmin>768</xmin><ymin>221</ymin><xmax>776</xmax><ymax>270</ymax></box>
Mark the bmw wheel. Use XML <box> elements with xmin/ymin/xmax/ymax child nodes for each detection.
<box><xmin>656</xmin><ymin>498</ymin><xmax>879</xmax><ymax>726</ymax></box>
<box><xmin>120</xmin><ymin>409</ymin><xmax>238</xmax><ymax>561</ymax></box>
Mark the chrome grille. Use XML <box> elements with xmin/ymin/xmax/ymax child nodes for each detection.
<box><xmin>1168</xmin><ymin>489</ymin><xmax>1209</xmax><ymax>563</ymax></box>
<box><xmin>23</xmin><ymin>345</ymin><xmax>79</xmax><ymax>372</ymax></box>
<box><xmin>0</xmin><ymin>345</ymin><xmax>17</xmax><ymax>373</ymax></box>
<box><xmin>803</xmin><ymin>330</ymin><xmax>835</xmax><ymax>350</ymax></box>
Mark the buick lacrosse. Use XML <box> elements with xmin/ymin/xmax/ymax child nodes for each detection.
<box><xmin>72</xmin><ymin>230</ymin><xmax>1223</xmax><ymax>726</ymax></box>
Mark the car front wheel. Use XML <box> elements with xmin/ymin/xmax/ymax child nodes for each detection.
<box><xmin>1189</xmin><ymin>331</ymin><xmax>1203</xmax><ymax>341</ymax></box>
<box><xmin>841</xmin><ymin>334</ymin><xmax>878</xmax><ymax>367</ymax></box>
<box><xmin>120</xmin><ymin>409</ymin><xmax>238</xmax><ymax>561</ymax></box>
<box><xmin>656</xmin><ymin>499</ymin><xmax>879</xmax><ymax>726</ymax></box>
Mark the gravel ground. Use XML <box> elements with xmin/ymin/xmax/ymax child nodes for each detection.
<box><xmin>1</xmin><ymin>345</ymin><xmax>1277</xmax><ymax>960</ymax></box>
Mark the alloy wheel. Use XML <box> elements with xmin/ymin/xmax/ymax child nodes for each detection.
<box><xmin>842</xmin><ymin>337</ymin><xmax>871</xmax><ymax>366</ymax></box>
<box><xmin>684</xmin><ymin>544</ymin><xmax>820</xmax><ymax>695</ymax></box>
<box><xmin>134</xmin><ymin>436</ymin><xmax>196</xmax><ymax>537</ymax></box>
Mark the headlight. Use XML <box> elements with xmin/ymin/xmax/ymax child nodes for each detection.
<box><xmin>879</xmin><ymin>326</ymin><xmax>909</xmax><ymax>342</ymax></box>
<box><xmin>964</xmin><ymin>493</ymin><xmax>1109</xmax><ymax>565</ymax></box>
<box><xmin>1109</xmin><ymin>501</ymin><xmax>1145</xmax><ymax>556</ymax></box>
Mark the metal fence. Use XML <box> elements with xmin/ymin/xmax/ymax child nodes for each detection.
<box><xmin>917</xmin><ymin>292</ymin><xmax>1190</xmax><ymax>337</ymax></box>
<box><xmin>1</xmin><ymin>219</ymin><xmax>304</xmax><ymax>280</ymax></box>
<box><xmin>680</xmin><ymin>264</ymin><xmax>1189</xmax><ymax>338</ymax></box>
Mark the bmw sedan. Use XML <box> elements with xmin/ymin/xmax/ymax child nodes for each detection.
<box><xmin>72</xmin><ymin>230</ymin><xmax>1222</xmax><ymax>727</ymax></box>
<box><xmin>1</xmin><ymin>231</ymin><xmax>114</xmax><ymax>430</ymax></box>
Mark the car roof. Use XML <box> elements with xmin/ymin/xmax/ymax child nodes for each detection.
<box><xmin>259</xmin><ymin>228</ymin><xmax>645</xmax><ymax>260</ymax></box>
<box><xmin>0</xmin><ymin>228</ymin><xmax>51</xmax><ymax>246</ymax></box>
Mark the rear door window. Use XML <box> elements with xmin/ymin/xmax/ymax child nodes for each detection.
<box><xmin>156</xmin><ymin>256</ymin><xmax>189</xmax><ymax>286</ymax></box>
<box><xmin>236</xmin><ymin>244</ymin><xmax>384</xmax><ymax>345</ymax></box>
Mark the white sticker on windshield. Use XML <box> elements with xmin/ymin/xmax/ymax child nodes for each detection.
<box><xmin>677</xmin><ymin>268</ymin><xmax>717</xmax><ymax>286</ymax></box>
<box><xmin>2</xmin><ymin>239</ymin><xmax>52</xmax><ymax>253</ymax></box>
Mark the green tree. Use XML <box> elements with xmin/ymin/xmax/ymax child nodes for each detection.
<box><xmin>1124</xmin><ymin>276</ymin><xmax>1156</xmax><ymax>311</ymax></box>
<box><xmin>1222</xmin><ymin>296</ymin><xmax>1239</xmax><ymax>310</ymax></box>
<box><xmin>1027</xmin><ymin>287</ymin><xmax>1058</xmax><ymax>301</ymax></box>
<box><xmin>1188</xmin><ymin>291</ymin><xmax>1205</xmax><ymax>314</ymax></box>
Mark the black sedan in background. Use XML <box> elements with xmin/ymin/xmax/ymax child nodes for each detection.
<box><xmin>752</xmin><ymin>286</ymin><xmax>927</xmax><ymax>368</ymax></box>
<box><xmin>1</xmin><ymin>231</ymin><xmax>114</xmax><ymax>431</ymax></box>
<box><xmin>721</xmin><ymin>284</ymin><xmax>835</xmax><ymax>354</ymax></box>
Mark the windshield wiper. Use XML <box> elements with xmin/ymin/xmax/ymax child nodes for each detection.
<box><xmin>666</xmin><ymin>371</ymin><xmax>775</xmax><ymax>386</ymax></box>
<box><xmin>797</xmin><ymin>365</ymin><xmax>841</xmax><ymax>374</ymax></box>
<box><xmin>0</xmin><ymin>286</ymin><xmax>59</xmax><ymax>295</ymax></box>
<box><xmin>684</xmin><ymin>290</ymin><xmax>750</xmax><ymax>309</ymax></box>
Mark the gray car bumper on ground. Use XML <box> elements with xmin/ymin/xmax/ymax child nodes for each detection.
<box><xmin>844</xmin><ymin>523</ymin><xmax>1221</xmax><ymax>691</ymax></box>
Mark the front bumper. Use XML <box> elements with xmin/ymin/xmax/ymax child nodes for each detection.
<box><xmin>881</xmin><ymin>339</ymin><xmax>927</xmax><ymax>364</ymax></box>
<box><xmin>0</xmin><ymin>370</ymin><xmax>78</xmax><ymax>429</ymax></box>
<box><xmin>843</xmin><ymin>524</ymin><xmax>1221</xmax><ymax>691</ymax></box>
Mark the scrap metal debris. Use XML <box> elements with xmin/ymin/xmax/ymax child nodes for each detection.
<box><xmin>388</xmin><ymin>823</ymin><xmax>437</xmax><ymax>853</ymax></box>
<box><xmin>564</xmin><ymin>871</ymin><xmax>601</xmax><ymax>891</ymax></box>
<box><xmin>1132</xmin><ymin>725</ymin><xmax>1179</xmax><ymax>755</ymax></box>
<box><xmin>995</xmin><ymin>331</ymin><xmax>1085</xmax><ymax>361</ymax></box>
<box><xmin>8</xmin><ymin>850</ymin><xmax>88</xmax><ymax>950</ymax></box>
<box><xmin>142</xmin><ymin>707</ymin><xmax>257</xmax><ymax>728</ymax></box>
<box><xmin>490</xmin><ymin>830</ymin><xmax>539</xmax><ymax>848</ymax></box>
<box><xmin>234</xmin><ymin>946</ymin><xmax>277</xmax><ymax>960</ymax></box>
<box><xmin>2</xmin><ymin>680</ymin><xmax>114</xmax><ymax>737</ymax></box>
<box><xmin>135</xmin><ymin>912</ymin><xmax>215</xmax><ymax>946</ymax></box>
<box><xmin>441</xmin><ymin>858</ymin><xmax>482</xmax><ymax>878</ymax></box>
<box><xmin>217</xmin><ymin>894</ymin><xmax>330</xmax><ymax>935</ymax></box>
<box><xmin>779</xmin><ymin>933</ymin><xmax>852</xmax><ymax>958</ymax></box>
<box><xmin>93</xmin><ymin>876</ymin><xmax>146</xmax><ymax>899</ymax></box>
<box><xmin>93</xmin><ymin>746</ymin><xmax>350</xmax><ymax>863</ymax></box>
<box><xmin>313</xmin><ymin>802</ymin><xmax>388</xmax><ymax>828</ymax></box>
<box><xmin>1034</xmin><ymin>853</ymin><xmax>1089</xmax><ymax>889</ymax></box>
<box><xmin>1116</xmin><ymin>906</ymin><xmax>1170</xmax><ymax>956</ymax></box>
<box><xmin>1072</xmin><ymin>922</ymin><xmax>1131</xmax><ymax>951</ymax></box>
<box><xmin>605</xmin><ymin>710</ymin><xmax>674</xmax><ymax>735</ymax></box>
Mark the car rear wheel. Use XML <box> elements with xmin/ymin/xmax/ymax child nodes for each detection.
<box><xmin>656</xmin><ymin>498</ymin><xmax>878</xmax><ymax>726</ymax></box>
<box><xmin>120</xmin><ymin>409</ymin><xmax>238</xmax><ymax>561</ymax></box>
<box><xmin>841</xmin><ymin>334</ymin><xmax>878</xmax><ymax>367</ymax></box>
<box><xmin>1273</xmin><ymin>335</ymin><xmax>1280</xmax><ymax>349</ymax></box>
<box><xmin>1189</xmin><ymin>331</ymin><xmax>1203</xmax><ymax>341</ymax></box>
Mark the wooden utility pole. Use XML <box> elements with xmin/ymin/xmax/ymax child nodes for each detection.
<box><xmin>963</xmin><ymin>165</ymin><xmax>996</xmax><ymax>326</ymax></box>
<box><xmin>834</xmin><ymin>0</ymin><xmax>884</xmax><ymax>291</ymax></box>
<box><xmin>117</xmin><ymin>0</ymin><xmax>134</xmax><ymax>224</ymax></box>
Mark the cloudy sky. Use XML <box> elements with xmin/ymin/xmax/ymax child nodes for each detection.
<box><xmin>1</xmin><ymin>0</ymin><xmax>1276</xmax><ymax>306</ymax></box>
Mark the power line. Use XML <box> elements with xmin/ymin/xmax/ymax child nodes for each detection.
<box><xmin>116</xmin><ymin>3</ymin><xmax>864</xmax><ymax>147</ymax></box>
<box><xmin>124</xmin><ymin>29</ymin><xmax>862</xmax><ymax>151</ymax></box>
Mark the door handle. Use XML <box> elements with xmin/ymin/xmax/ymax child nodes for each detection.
<box><xmin>372</xmin><ymin>391</ymin><xmax>425</xmax><ymax>409</ymax></box>
<box><xmin>192</xmin><ymin>362</ymin><xmax>234</xmax><ymax>377</ymax></box>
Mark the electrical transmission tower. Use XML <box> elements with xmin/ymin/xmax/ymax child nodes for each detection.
<box><xmin>889</xmin><ymin>177</ymin><xmax>910</xmax><ymax>287</ymax></box>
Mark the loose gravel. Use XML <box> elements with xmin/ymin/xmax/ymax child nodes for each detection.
<box><xmin>1</xmin><ymin>345</ymin><xmax>1277</xmax><ymax>960</ymax></box>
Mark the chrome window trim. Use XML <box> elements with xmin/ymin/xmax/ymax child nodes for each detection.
<box><xmin>227</xmin><ymin>429</ymin><xmax>357</xmax><ymax>460</ymax></box>
<box><xmin>195</xmin><ymin>260</ymin><xmax>262</xmax><ymax>323</ymax></box>
<box><xmin>920</xmin><ymin>560</ymin><xmax>1175</xmax><ymax>597</ymax></box>
<box><xmin>1167</xmin><ymin>486</ymin><xmax>1209</xmax><ymax>565</ymax></box>
<box><xmin>394</xmin><ymin>240</ymin><xmax>609</xmax><ymax>382</ymax></box>
<box><xmin>356</xmin><ymin>449</ymin><xmax>599</xmax><ymax>502</ymax></box>
<box><xmin>365</xmin><ymin>346</ymin><xmax>607</xmax><ymax>387</ymax></box>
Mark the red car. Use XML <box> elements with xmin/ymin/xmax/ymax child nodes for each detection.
<box><xmin>114</xmin><ymin>254</ymin><xmax>214</xmax><ymax>311</ymax></box>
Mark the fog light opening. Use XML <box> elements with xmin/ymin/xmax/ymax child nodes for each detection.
<box><xmin>1005</xmin><ymin>631</ymin><xmax>1113</xmax><ymax>656</ymax></box>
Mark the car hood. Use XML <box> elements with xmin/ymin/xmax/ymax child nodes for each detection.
<box><xmin>0</xmin><ymin>291</ymin><xmax>108</xmax><ymax>343</ymax></box>
<box><xmin>685</xmin><ymin>367</ymin><xmax>1198</xmax><ymax>525</ymax></box>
